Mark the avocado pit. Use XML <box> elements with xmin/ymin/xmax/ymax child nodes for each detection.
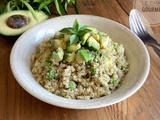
<box><xmin>6</xmin><ymin>14</ymin><xmax>31</xmax><ymax>29</ymax></box>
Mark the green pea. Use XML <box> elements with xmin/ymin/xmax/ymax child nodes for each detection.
<box><xmin>69</xmin><ymin>80</ymin><xmax>77</xmax><ymax>90</ymax></box>
<box><xmin>46</xmin><ymin>68</ymin><xmax>56</xmax><ymax>80</ymax></box>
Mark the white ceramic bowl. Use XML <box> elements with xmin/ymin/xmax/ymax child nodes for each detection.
<box><xmin>10</xmin><ymin>15</ymin><xmax>150</xmax><ymax>109</ymax></box>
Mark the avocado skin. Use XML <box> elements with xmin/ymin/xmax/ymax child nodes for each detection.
<box><xmin>0</xmin><ymin>10</ymin><xmax>48</xmax><ymax>36</ymax></box>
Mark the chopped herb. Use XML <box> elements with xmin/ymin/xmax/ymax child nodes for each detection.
<box><xmin>45</xmin><ymin>59</ymin><xmax>51</xmax><ymax>67</ymax></box>
<box><xmin>69</xmin><ymin>80</ymin><xmax>77</xmax><ymax>90</ymax></box>
<box><xmin>60</xmin><ymin>19</ymin><xmax>92</xmax><ymax>45</ymax></box>
<box><xmin>90</xmin><ymin>67</ymin><xmax>97</xmax><ymax>75</ymax></box>
<box><xmin>111</xmin><ymin>77</ymin><xmax>118</xmax><ymax>85</ymax></box>
<box><xmin>46</xmin><ymin>68</ymin><xmax>56</xmax><ymax>79</ymax></box>
<box><xmin>94</xmin><ymin>54</ymin><xmax>101</xmax><ymax>59</ymax></box>
<box><xmin>113</xmin><ymin>43</ymin><xmax>118</xmax><ymax>50</ymax></box>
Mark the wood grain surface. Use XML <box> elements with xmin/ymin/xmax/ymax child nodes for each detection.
<box><xmin>0</xmin><ymin>0</ymin><xmax>160</xmax><ymax>120</ymax></box>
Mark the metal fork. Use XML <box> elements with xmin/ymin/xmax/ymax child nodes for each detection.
<box><xmin>129</xmin><ymin>9</ymin><xmax>160</xmax><ymax>57</ymax></box>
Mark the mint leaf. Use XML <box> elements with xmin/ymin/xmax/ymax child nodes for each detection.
<box><xmin>44</xmin><ymin>5</ymin><xmax>51</xmax><ymax>14</ymax></box>
<box><xmin>70</xmin><ymin>34</ymin><xmax>79</xmax><ymax>44</ymax></box>
<box><xmin>60</xmin><ymin>19</ymin><xmax>92</xmax><ymax>45</ymax></box>
<box><xmin>54</xmin><ymin>0</ymin><xmax>66</xmax><ymax>15</ymax></box>
<box><xmin>38</xmin><ymin>1</ymin><xmax>51</xmax><ymax>10</ymax></box>
<box><xmin>60</xmin><ymin>27</ymin><xmax>75</xmax><ymax>34</ymax></box>
<box><xmin>78</xmin><ymin>29</ymin><xmax>92</xmax><ymax>36</ymax></box>
<box><xmin>73</xmin><ymin>19</ymin><xmax>79</xmax><ymax>30</ymax></box>
<box><xmin>34</xmin><ymin>0</ymin><xmax>43</xmax><ymax>3</ymax></box>
<box><xmin>20</xmin><ymin>0</ymin><xmax>38</xmax><ymax>21</ymax></box>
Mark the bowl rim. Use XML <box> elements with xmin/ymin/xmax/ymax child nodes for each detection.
<box><xmin>10</xmin><ymin>14</ymin><xmax>150</xmax><ymax>109</ymax></box>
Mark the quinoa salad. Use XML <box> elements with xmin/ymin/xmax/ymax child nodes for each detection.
<box><xmin>31</xmin><ymin>20</ymin><xmax>129</xmax><ymax>100</ymax></box>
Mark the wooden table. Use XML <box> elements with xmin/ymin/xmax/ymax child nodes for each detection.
<box><xmin>1</xmin><ymin>0</ymin><xmax>160</xmax><ymax>120</ymax></box>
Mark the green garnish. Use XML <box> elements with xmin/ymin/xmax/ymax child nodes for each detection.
<box><xmin>111</xmin><ymin>77</ymin><xmax>118</xmax><ymax>85</ymax></box>
<box><xmin>1</xmin><ymin>0</ymin><xmax>79</xmax><ymax>16</ymax></box>
<box><xmin>60</xmin><ymin>19</ymin><xmax>92</xmax><ymax>45</ymax></box>
<box><xmin>45</xmin><ymin>59</ymin><xmax>51</xmax><ymax>67</ymax></box>
<box><xmin>46</xmin><ymin>68</ymin><xmax>56</xmax><ymax>79</ymax></box>
<box><xmin>113</xmin><ymin>43</ymin><xmax>118</xmax><ymax>50</ymax></box>
<box><xmin>34</xmin><ymin>0</ymin><xmax>54</xmax><ymax>14</ymax></box>
<box><xmin>21</xmin><ymin>0</ymin><xmax>38</xmax><ymax>21</ymax></box>
<box><xmin>90</xmin><ymin>67</ymin><xmax>97</xmax><ymax>75</ymax></box>
<box><xmin>69</xmin><ymin>80</ymin><xmax>77</xmax><ymax>90</ymax></box>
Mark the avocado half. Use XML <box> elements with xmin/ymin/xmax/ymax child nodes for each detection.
<box><xmin>0</xmin><ymin>10</ymin><xmax>49</xmax><ymax>36</ymax></box>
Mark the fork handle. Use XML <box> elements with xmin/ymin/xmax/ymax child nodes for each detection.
<box><xmin>149</xmin><ymin>44</ymin><xmax>160</xmax><ymax>57</ymax></box>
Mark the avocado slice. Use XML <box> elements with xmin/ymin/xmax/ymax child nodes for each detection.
<box><xmin>85</xmin><ymin>36</ymin><xmax>100</xmax><ymax>51</ymax></box>
<box><xmin>66</xmin><ymin>43</ymin><xmax>81</xmax><ymax>53</ymax></box>
<box><xmin>50</xmin><ymin>47</ymin><xmax>64</xmax><ymax>62</ymax></box>
<box><xmin>0</xmin><ymin>10</ymin><xmax>48</xmax><ymax>36</ymax></box>
<box><xmin>76</xmin><ymin>49</ymin><xmax>94</xmax><ymax>63</ymax></box>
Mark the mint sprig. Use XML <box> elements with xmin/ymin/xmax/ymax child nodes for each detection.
<box><xmin>1</xmin><ymin>0</ymin><xmax>79</xmax><ymax>16</ymax></box>
<box><xmin>60</xmin><ymin>19</ymin><xmax>92</xmax><ymax>45</ymax></box>
<box><xmin>34</xmin><ymin>0</ymin><xmax>54</xmax><ymax>14</ymax></box>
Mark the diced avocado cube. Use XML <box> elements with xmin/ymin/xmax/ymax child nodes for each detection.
<box><xmin>51</xmin><ymin>39</ymin><xmax>66</xmax><ymax>49</ymax></box>
<box><xmin>64</xmin><ymin>52</ymin><xmax>76</xmax><ymax>62</ymax></box>
<box><xmin>105</xmin><ymin>57</ymin><xmax>113</xmax><ymax>68</ymax></box>
<box><xmin>50</xmin><ymin>47</ymin><xmax>64</xmax><ymax>62</ymax></box>
<box><xmin>75</xmin><ymin>52</ymin><xmax>85</xmax><ymax>63</ymax></box>
<box><xmin>81</xmin><ymin>33</ymin><xmax>91</xmax><ymax>45</ymax></box>
<box><xmin>76</xmin><ymin>49</ymin><xmax>94</xmax><ymax>63</ymax></box>
<box><xmin>85</xmin><ymin>36</ymin><xmax>100</xmax><ymax>51</ymax></box>
<box><xmin>66</xmin><ymin>43</ymin><xmax>81</xmax><ymax>53</ymax></box>
<box><xmin>99</xmin><ymin>35</ymin><xmax>110</xmax><ymax>48</ymax></box>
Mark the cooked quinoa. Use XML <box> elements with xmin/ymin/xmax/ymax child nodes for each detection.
<box><xmin>31</xmin><ymin>22</ymin><xmax>129</xmax><ymax>100</ymax></box>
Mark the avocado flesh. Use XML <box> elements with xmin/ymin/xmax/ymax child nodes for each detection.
<box><xmin>50</xmin><ymin>47</ymin><xmax>64</xmax><ymax>62</ymax></box>
<box><xmin>100</xmin><ymin>35</ymin><xmax>110</xmax><ymax>48</ymax></box>
<box><xmin>81</xmin><ymin>33</ymin><xmax>91</xmax><ymax>45</ymax></box>
<box><xmin>76</xmin><ymin>49</ymin><xmax>94</xmax><ymax>63</ymax></box>
<box><xmin>64</xmin><ymin>52</ymin><xmax>76</xmax><ymax>62</ymax></box>
<box><xmin>66</xmin><ymin>43</ymin><xmax>81</xmax><ymax>53</ymax></box>
<box><xmin>85</xmin><ymin>36</ymin><xmax>100</xmax><ymax>51</ymax></box>
<box><xmin>51</xmin><ymin>39</ymin><xmax>67</xmax><ymax>49</ymax></box>
<box><xmin>0</xmin><ymin>10</ymin><xmax>48</xmax><ymax>36</ymax></box>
